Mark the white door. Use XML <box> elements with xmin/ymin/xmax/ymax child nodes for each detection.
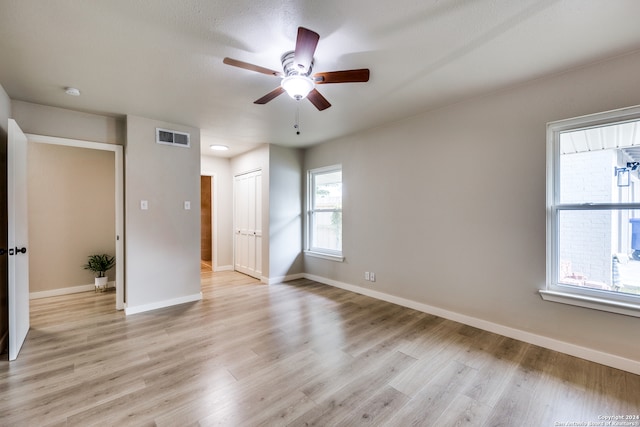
<box><xmin>234</xmin><ymin>170</ymin><xmax>262</xmax><ymax>279</ymax></box>
<box><xmin>8</xmin><ymin>119</ymin><xmax>29</xmax><ymax>361</ymax></box>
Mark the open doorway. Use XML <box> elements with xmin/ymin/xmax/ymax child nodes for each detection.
<box><xmin>201</xmin><ymin>175</ymin><xmax>213</xmax><ymax>272</ymax></box>
<box><xmin>26</xmin><ymin>134</ymin><xmax>124</xmax><ymax>309</ymax></box>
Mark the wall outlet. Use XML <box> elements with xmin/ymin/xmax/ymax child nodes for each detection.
<box><xmin>364</xmin><ymin>272</ymin><xmax>370</xmax><ymax>281</ymax></box>
<box><xmin>370</xmin><ymin>272</ymin><xmax>376</xmax><ymax>282</ymax></box>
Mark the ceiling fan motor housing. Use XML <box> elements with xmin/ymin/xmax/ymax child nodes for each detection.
<box><xmin>281</xmin><ymin>51</ymin><xmax>314</xmax><ymax>77</ymax></box>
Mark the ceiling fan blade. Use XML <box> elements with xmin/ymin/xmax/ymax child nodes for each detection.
<box><xmin>294</xmin><ymin>27</ymin><xmax>320</xmax><ymax>73</ymax></box>
<box><xmin>223</xmin><ymin>57</ymin><xmax>282</xmax><ymax>77</ymax></box>
<box><xmin>307</xmin><ymin>89</ymin><xmax>331</xmax><ymax>111</ymax></box>
<box><xmin>254</xmin><ymin>87</ymin><xmax>285</xmax><ymax>104</ymax></box>
<box><xmin>314</xmin><ymin>69</ymin><xmax>370</xmax><ymax>84</ymax></box>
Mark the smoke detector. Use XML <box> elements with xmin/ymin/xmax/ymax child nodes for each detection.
<box><xmin>65</xmin><ymin>87</ymin><xmax>81</xmax><ymax>96</ymax></box>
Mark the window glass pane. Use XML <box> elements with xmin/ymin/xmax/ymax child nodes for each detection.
<box><xmin>314</xmin><ymin>171</ymin><xmax>342</xmax><ymax>210</ymax></box>
<box><xmin>559</xmin><ymin>120</ymin><xmax>640</xmax><ymax>204</ymax></box>
<box><xmin>558</xmin><ymin>209</ymin><xmax>640</xmax><ymax>296</ymax></box>
<box><xmin>312</xmin><ymin>211</ymin><xmax>342</xmax><ymax>251</ymax></box>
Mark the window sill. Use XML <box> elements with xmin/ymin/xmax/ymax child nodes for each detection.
<box><xmin>304</xmin><ymin>250</ymin><xmax>344</xmax><ymax>262</ymax></box>
<box><xmin>539</xmin><ymin>289</ymin><xmax>640</xmax><ymax>318</ymax></box>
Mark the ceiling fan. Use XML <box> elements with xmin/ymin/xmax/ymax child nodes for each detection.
<box><xmin>223</xmin><ymin>27</ymin><xmax>370</xmax><ymax>111</ymax></box>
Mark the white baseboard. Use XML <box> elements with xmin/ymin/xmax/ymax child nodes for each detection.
<box><xmin>302</xmin><ymin>273</ymin><xmax>640</xmax><ymax>376</ymax></box>
<box><xmin>267</xmin><ymin>273</ymin><xmax>305</xmax><ymax>285</ymax></box>
<box><xmin>214</xmin><ymin>265</ymin><xmax>234</xmax><ymax>272</ymax></box>
<box><xmin>30</xmin><ymin>281</ymin><xmax>116</xmax><ymax>299</ymax></box>
<box><xmin>124</xmin><ymin>292</ymin><xmax>203</xmax><ymax>316</ymax></box>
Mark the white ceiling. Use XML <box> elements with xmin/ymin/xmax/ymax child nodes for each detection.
<box><xmin>1</xmin><ymin>0</ymin><xmax>639</xmax><ymax>158</ymax></box>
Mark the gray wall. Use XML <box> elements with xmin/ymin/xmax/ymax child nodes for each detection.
<box><xmin>303</xmin><ymin>50</ymin><xmax>640</xmax><ymax>363</ymax></box>
<box><xmin>125</xmin><ymin>115</ymin><xmax>201</xmax><ymax>310</ymax></box>
<box><xmin>269</xmin><ymin>145</ymin><xmax>303</xmax><ymax>280</ymax></box>
<box><xmin>11</xmin><ymin>100</ymin><xmax>124</xmax><ymax>144</ymax></box>
<box><xmin>0</xmin><ymin>84</ymin><xmax>10</xmax><ymax>133</ymax></box>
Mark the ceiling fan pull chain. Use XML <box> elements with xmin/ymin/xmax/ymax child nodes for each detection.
<box><xmin>294</xmin><ymin>106</ymin><xmax>301</xmax><ymax>135</ymax></box>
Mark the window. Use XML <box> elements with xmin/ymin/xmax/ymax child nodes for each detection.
<box><xmin>544</xmin><ymin>105</ymin><xmax>640</xmax><ymax>317</ymax></box>
<box><xmin>306</xmin><ymin>165</ymin><xmax>343</xmax><ymax>261</ymax></box>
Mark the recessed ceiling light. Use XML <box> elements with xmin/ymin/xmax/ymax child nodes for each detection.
<box><xmin>210</xmin><ymin>144</ymin><xmax>229</xmax><ymax>151</ymax></box>
<box><xmin>65</xmin><ymin>87</ymin><xmax>81</xmax><ymax>96</ymax></box>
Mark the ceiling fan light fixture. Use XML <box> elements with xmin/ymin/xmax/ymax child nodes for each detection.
<box><xmin>281</xmin><ymin>75</ymin><xmax>314</xmax><ymax>100</ymax></box>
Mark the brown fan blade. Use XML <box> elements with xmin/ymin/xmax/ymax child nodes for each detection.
<box><xmin>254</xmin><ymin>86</ymin><xmax>285</xmax><ymax>104</ymax></box>
<box><xmin>223</xmin><ymin>57</ymin><xmax>282</xmax><ymax>77</ymax></box>
<box><xmin>314</xmin><ymin>69</ymin><xmax>370</xmax><ymax>84</ymax></box>
<box><xmin>293</xmin><ymin>27</ymin><xmax>320</xmax><ymax>73</ymax></box>
<box><xmin>307</xmin><ymin>89</ymin><xmax>331</xmax><ymax>111</ymax></box>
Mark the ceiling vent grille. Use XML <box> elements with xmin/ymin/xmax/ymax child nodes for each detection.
<box><xmin>156</xmin><ymin>128</ymin><xmax>190</xmax><ymax>148</ymax></box>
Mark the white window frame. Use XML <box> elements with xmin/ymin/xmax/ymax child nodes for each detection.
<box><xmin>543</xmin><ymin>105</ymin><xmax>640</xmax><ymax>317</ymax></box>
<box><xmin>305</xmin><ymin>164</ymin><xmax>344</xmax><ymax>262</ymax></box>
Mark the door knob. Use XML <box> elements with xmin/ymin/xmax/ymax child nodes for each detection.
<box><xmin>15</xmin><ymin>247</ymin><xmax>27</xmax><ymax>254</ymax></box>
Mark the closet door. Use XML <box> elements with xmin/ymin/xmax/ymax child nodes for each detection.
<box><xmin>234</xmin><ymin>170</ymin><xmax>262</xmax><ymax>279</ymax></box>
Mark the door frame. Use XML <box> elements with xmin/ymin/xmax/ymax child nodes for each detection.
<box><xmin>26</xmin><ymin>134</ymin><xmax>125</xmax><ymax>310</ymax></box>
<box><xmin>200</xmin><ymin>173</ymin><xmax>219</xmax><ymax>270</ymax></box>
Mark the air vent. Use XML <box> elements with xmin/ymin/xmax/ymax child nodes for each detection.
<box><xmin>156</xmin><ymin>128</ymin><xmax>190</xmax><ymax>148</ymax></box>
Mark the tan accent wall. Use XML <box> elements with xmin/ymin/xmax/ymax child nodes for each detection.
<box><xmin>28</xmin><ymin>143</ymin><xmax>115</xmax><ymax>292</ymax></box>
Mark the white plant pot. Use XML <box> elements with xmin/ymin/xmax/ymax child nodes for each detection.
<box><xmin>95</xmin><ymin>276</ymin><xmax>108</xmax><ymax>292</ymax></box>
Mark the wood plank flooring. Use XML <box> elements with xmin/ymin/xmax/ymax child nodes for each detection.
<box><xmin>1</xmin><ymin>271</ymin><xmax>639</xmax><ymax>426</ymax></box>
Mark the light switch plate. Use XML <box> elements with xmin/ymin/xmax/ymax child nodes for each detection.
<box><xmin>140</xmin><ymin>200</ymin><xmax>148</xmax><ymax>210</ymax></box>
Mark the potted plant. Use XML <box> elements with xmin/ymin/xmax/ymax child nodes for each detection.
<box><xmin>83</xmin><ymin>254</ymin><xmax>115</xmax><ymax>292</ymax></box>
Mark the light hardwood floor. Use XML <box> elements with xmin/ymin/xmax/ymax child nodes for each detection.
<box><xmin>1</xmin><ymin>271</ymin><xmax>639</xmax><ymax>426</ymax></box>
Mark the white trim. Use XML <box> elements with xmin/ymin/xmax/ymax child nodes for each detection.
<box><xmin>124</xmin><ymin>292</ymin><xmax>202</xmax><ymax>315</ymax></box>
<box><xmin>545</xmin><ymin>106</ymin><xmax>640</xmax><ymax>315</ymax></box>
<box><xmin>304</xmin><ymin>250</ymin><xmax>344</xmax><ymax>262</ymax></box>
<box><xmin>26</xmin><ymin>134</ymin><xmax>119</xmax><ymax>151</ymax></box>
<box><xmin>214</xmin><ymin>265</ymin><xmax>234</xmax><ymax>272</ymax></box>
<box><xmin>308</xmin><ymin>164</ymin><xmax>343</xmax><ymax>175</ymax></box>
<box><xmin>30</xmin><ymin>285</ymin><xmax>92</xmax><ymax>299</ymax></box>
<box><xmin>26</xmin><ymin>133</ymin><xmax>125</xmax><ymax>311</ymax></box>
<box><xmin>29</xmin><ymin>281</ymin><xmax>116</xmax><ymax>299</ymax></box>
<box><xmin>267</xmin><ymin>273</ymin><xmax>305</xmax><ymax>285</ymax></box>
<box><xmin>306</xmin><ymin>164</ymin><xmax>343</xmax><ymax>258</ymax></box>
<box><xmin>304</xmin><ymin>273</ymin><xmax>640</xmax><ymax>376</ymax></box>
<box><xmin>212</xmin><ymin>173</ymin><xmax>219</xmax><ymax>272</ymax></box>
<box><xmin>539</xmin><ymin>289</ymin><xmax>640</xmax><ymax>318</ymax></box>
